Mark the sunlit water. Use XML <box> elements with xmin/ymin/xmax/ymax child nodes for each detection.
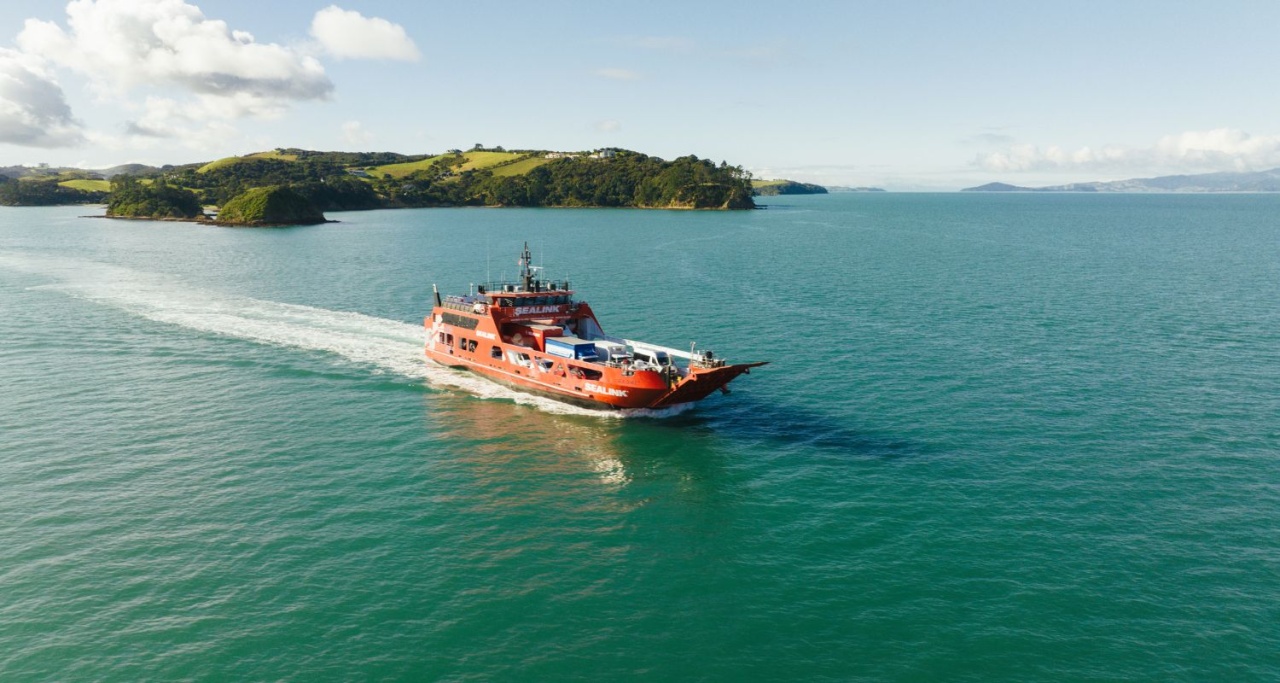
<box><xmin>2</xmin><ymin>196</ymin><xmax>1278</xmax><ymax>680</ymax></box>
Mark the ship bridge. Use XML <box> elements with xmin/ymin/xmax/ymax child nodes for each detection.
<box><xmin>475</xmin><ymin>242</ymin><xmax>577</xmax><ymax>317</ymax></box>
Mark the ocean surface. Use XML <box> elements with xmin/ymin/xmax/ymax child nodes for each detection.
<box><xmin>2</xmin><ymin>194</ymin><xmax>1278</xmax><ymax>681</ymax></box>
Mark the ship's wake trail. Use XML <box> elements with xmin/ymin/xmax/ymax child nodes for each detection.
<box><xmin>0</xmin><ymin>253</ymin><xmax>691</xmax><ymax>419</ymax></box>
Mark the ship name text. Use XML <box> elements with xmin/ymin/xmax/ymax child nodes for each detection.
<box><xmin>584</xmin><ymin>382</ymin><xmax>629</xmax><ymax>397</ymax></box>
<box><xmin>513</xmin><ymin>305</ymin><xmax>564</xmax><ymax>316</ymax></box>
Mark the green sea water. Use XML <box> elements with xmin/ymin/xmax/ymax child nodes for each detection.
<box><xmin>2</xmin><ymin>195</ymin><xmax>1278</xmax><ymax>681</ymax></box>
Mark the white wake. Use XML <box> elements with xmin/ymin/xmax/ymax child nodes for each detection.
<box><xmin>0</xmin><ymin>252</ymin><xmax>693</xmax><ymax>419</ymax></box>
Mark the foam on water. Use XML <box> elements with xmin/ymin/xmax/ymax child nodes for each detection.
<box><xmin>0</xmin><ymin>252</ymin><xmax>690</xmax><ymax>419</ymax></box>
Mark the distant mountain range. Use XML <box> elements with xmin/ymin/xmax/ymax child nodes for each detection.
<box><xmin>0</xmin><ymin>163</ymin><xmax>161</xmax><ymax>180</ymax></box>
<box><xmin>963</xmin><ymin>167</ymin><xmax>1280</xmax><ymax>193</ymax></box>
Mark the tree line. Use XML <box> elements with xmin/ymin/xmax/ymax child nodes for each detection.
<box><xmin>3</xmin><ymin>148</ymin><xmax>756</xmax><ymax>212</ymax></box>
<box><xmin>375</xmin><ymin>151</ymin><xmax>754</xmax><ymax>209</ymax></box>
<box><xmin>0</xmin><ymin>176</ymin><xmax>107</xmax><ymax>206</ymax></box>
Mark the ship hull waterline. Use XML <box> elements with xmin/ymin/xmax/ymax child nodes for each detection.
<box><xmin>425</xmin><ymin>349</ymin><xmax>763</xmax><ymax>411</ymax></box>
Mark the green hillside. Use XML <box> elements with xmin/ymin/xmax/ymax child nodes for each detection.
<box><xmin>59</xmin><ymin>178</ymin><xmax>111</xmax><ymax>192</ymax></box>
<box><xmin>455</xmin><ymin>151</ymin><xmax>523</xmax><ymax>171</ymax></box>
<box><xmin>217</xmin><ymin>185</ymin><xmax>326</xmax><ymax>225</ymax></box>
<box><xmin>3</xmin><ymin>146</ymin><xmax>756</xmax><ymax>211</ymax></box>
<box><xmin>367</xmin><ymin>154</ymin><xmax>450</xmax><ymax>179</ymax></box>
<box><xmin>368</xmin><ymin>151</ymin><xmax>527</xmax><ymax>179</ymax></box>
<box><xmin>197</xmin><ymin>150</ymin><xmax>300</xmax><ymax>174</ymax></box>
<box><xmin>491</xmin><ymin>156</ymin><xmax>552</xmax><ymax>177</ymax></box>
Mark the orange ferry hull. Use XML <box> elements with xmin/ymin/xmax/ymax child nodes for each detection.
<box><xmin>426</xmin><ymin>340</ymin><xmax>763</xmax><ymax>410</ymax></box>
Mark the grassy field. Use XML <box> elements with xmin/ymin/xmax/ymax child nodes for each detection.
<box><xmin>455</xmin><ymin>151</ymin><xmax>523</xmax><ymax>171</ymax></box>
<box><xmin>187</xmin><ymin>148</ymin><xmax>551</xmax><ymax>182</ymax></box>
<box><xmin>58</xmin><ymin>179</ymin><xmax>111</xmax><ymax>192</ymax></box>
<box><xmin>367</xmin><ymin>151</ymin><xmax>526</xmax><ymax>179</ymax></box>
<box><xmin>366</xmin><ymin>154</ymin><xmax>449</xmax><ymax>179</ymax></box>
<box><xmin>197</xmin><ymin>150</ymin><xmax>299</xmax><ymax>174</ymax></box>
<box><xmin>751</xmin><ymin>179</ymin><xmax>787</xmax><ymax>188</ymax></box>
<box><xmin>491</xmin><ymin>155</ymin><xmax>552</xmax><ymax>177</ymax></box>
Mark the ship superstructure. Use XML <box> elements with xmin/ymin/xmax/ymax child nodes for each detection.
<box><xmin>424</xmin><ymin>243</ymin><xmax>764</xmax><ymax>410</ymax></box>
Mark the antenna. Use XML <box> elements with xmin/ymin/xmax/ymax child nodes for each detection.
<box><xmin>486</xmin><ymin>238</ymin><xmax>491</xmax><ymax>284</ymax></box>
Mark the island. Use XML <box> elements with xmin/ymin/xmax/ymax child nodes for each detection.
<box><xmin>962</xmin><ymin>167</ymin><xmax>1280</xmax><ymax>193</ymax></box>
<box><xmin>0</xmin><ymin>174</ymin><xmax>108</xmax><ymax>206</ymax></box>
<box><xmin>752</xmin><ymin>179</ymin><xmax>828</xmax><ymax>196</ymax></box>
<box><xmin>106</xmin><ymin>178</ymin><xmax>204</xmax><ymax>220</ymax></box>
<box><xmin>215</xmin><ymin>185</ymin><xmax>327</xmax><ymax>226</ymax></box>
<box><xmin>0</xmin><ymin>146</ymin><xmax>757</xmax><ymax>218</ymax></box>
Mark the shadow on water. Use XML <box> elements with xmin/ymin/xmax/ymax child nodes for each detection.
<box><xmin>413</xmin><ymin>369</ymin><xmax>927</xmax><ymax>475</ymax></box>
<box><xmin>642</xmin><ymin>394</ymin><xmax>928</xmax><ymax>463</ymax></box>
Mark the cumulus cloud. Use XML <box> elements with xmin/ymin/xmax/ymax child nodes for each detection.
<box><xmin>977</xmin><ymin>129</ymin><xmax>1280</xmax><ymax>174</ymax></box>
<box><xmin>0</xmin><ymin>48</ymin><xmax>83</xmax><ymax>147</ymax></box>
<box><xmin>16</xmin><ymin>0</ymin><xmax>333</xmax><ymax>124</ymax></box>
<box><xmin>311</xmin><ymin>6</ymin><xmax>419</xmax><ymax>61</ymax></box>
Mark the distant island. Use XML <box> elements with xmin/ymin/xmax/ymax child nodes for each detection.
<box><xmin>106</xmin><ymin>178</ymin><xmax>203</xmax><ymax>220</ymax></box>
<box><xmin>963</xmin><ymin>167</ymin><xmax>1280</xmax><ymax>193</ymax></box>
<box><xmin>101</xmin><ymin>177</ymin><xmax>328</xmax><ymax>226</ymax></box>
<box><xmin>828</xmin><ymin>186</ymin><xmax>886</xmax><ymax>193</ymax></box>
<box><xmin>215</xmin><ymin>185</ymin><xmax>327</xmax><ymax>226</ymax></box>
<box><xmin>752</xmin><ymin>179</ymin><xmax>828</xmax><ymax>196</ymax></box>
<box><xmin>0</xmin><ymin>147</ymin><xmax>757</xmax><ymax>221</ymax></box>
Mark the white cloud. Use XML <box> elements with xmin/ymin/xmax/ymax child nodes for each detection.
<box><xmin>593</xmin><ymin>67</ymin><xmax>641</xmax><ymax>81</ymax></box>
<box><xmin>342</xmin><ymin>120</ymin><xmax>373</xmax><ymax>145</ymax></box>
<box><xmin>595</xmin><ymin>119</ymin><xmax>621</xmax><ymax>133</ymax></box>
<box><xmin>311</xmin><ymin>6</ymin><xmax>419</xmax><ymax>61</ymax></box>
<box><xmin>978</xmin><ymin>129</ymin><xmax>1280</xmax><ymax>174</ymax></box>
<box><xmin>16</xmin><ymin>0</ymin><xmax>333</xmax><ymax>125</ymax></box>
<box><xmin>0</xmin><ymin>48</ymin><xmax>83</xmax><ymax>147</ymax></box>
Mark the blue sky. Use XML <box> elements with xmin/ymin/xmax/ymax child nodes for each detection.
<box><xmin>2</xmin><ymin>0</ymin><xmax>1279</xmax><ymax>189</ymax></box>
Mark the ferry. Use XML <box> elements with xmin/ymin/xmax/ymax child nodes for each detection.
<box><xmin>424</xmin><ymin>243</ymin><xmax>765</xmax><ymax>410</ymax></box>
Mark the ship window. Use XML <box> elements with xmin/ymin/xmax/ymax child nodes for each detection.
<box><xmin>438</xmin><ymin>332</ymin><xmax>445</xmax><ymax>344</ymax></box>
<box><xmin>446</xmin><ymin>334</ymin><xmax>453</xmax><ymax>346</ymax></box>
<box><xmin>490</xmin><ymin>346</ymin><xmax>502</xmax><ymax>359</ymax></box>
<box><xmin>468</xmin><ymin>340</ymin><xmax>477</xmax><ymax>352</ymax></box>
